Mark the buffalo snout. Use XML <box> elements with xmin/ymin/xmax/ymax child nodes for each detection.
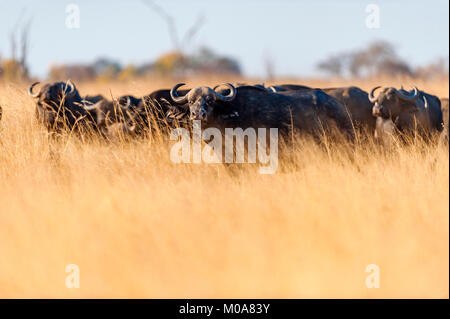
<box><xmin>372</xmin><ymin>103</ymin><xmax>389</xmax><ymax>118</ymax></box>
<box><xmin>190</xmin><ymin>106</ymin><xmax>207</xmax><ymax>121</ymax></box>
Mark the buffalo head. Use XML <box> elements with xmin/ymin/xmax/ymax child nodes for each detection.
<box><xmin>28</xmin><ymin>80</ymin><xmax>80</xmax><ymax>108</ymax></box>
<box><xmin>369</xmin><ymin>86</ymin><xmax>428</xmax><ymax>119</ymax></box>
<box><xmin>170</xmin><ymin>83</ymin><xmax>237</xmax><ymax>122</ymax></box>
<box><xmin>28</xmin><ymin>80</ymin><xmax>87</xmax><ymax>130</ymax></box>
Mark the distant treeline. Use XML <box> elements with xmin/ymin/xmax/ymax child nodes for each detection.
<box><xmin>0</xmin><ymin>46</ymin><xmax>241</xmax><ymax>82</ymax></box>
<box><xmin>317</xmin><ymin>40</ymin><xmax>448</xmax><ymax>80</ymax></box>
<box><xmin>0</xmin><ymin>40</ymin><xmax>448</xmax><ymax>81</ymax></box>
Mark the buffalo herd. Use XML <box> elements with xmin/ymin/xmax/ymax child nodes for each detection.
<box><xmin>0</xmin><ymin>80</ymin><xmax>447</xmax><ymax>145</ymax></box>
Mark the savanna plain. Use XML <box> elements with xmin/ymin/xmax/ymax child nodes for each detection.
<box><xmin>0</xmin><ymin>76</ymin><xmax>448</xmax><ymax>298</ymax></box>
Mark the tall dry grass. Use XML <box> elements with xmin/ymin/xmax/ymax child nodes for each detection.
<box><xmin>0</xmin><ymin>77</ymin><xmax>448</xmax><ymax>298</ymax></box>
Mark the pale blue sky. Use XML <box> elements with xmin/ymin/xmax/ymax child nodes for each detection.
<box><xmin>0</xmin><ymin>0</ymin><xmax>448</xmax><ymax>78</ymax></box>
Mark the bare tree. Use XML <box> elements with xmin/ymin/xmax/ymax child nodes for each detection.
<box><xmin>181</xmin><ymin>14</ymin><xmax>206</xmax><ymax>52</ymax></box>
<box><xmin>376</xmin><ymin>58</ymin><xmax>413</xmax><ymax>77</ymax></box>
<box><xmin>141</xmin><ymin>0</ymin><xmax>205</xmax><ymax>53</ymax></box>
<box><xmin>317</xmin><ymin>40</ymin><xmax>414</xmax><ymax>78</ymax></box>
<box><xmin>8</xmin><ymin>12</ymin><xmax>32</xmax><ymax>79</ymax></box>
<box><xmin>141</xmin><ymin>0</ymin><xmax>180</xmax><ymax>50</ymax></box>
<box><xmin>349</xmin><ymin>40</ymin><xmax>397</xmax><ymax>77</ymax></box>
<box><xmin>19</xmin><ymin>18</ymin><xmax>32</xmax><ymax>77</ymax></box>
<box><xmin>9</xmin><ymin>34</ymin><xmax>17</xmax><ymax>61</ymax></box>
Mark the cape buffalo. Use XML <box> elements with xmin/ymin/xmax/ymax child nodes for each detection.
<box><xmin>369</xmin><ymin>86</ymin><xmax>443</xmax><ymax>140</ymax></box>
<box><xmin>134</xmin><ymin>88</ymin><xmax>193</xmax><ymax>131</ymax></box>
<box><xmin>28</xmin><ymin>81</ymin><xmax>93</xmax><ymax>132</ymax></box>
<box><xmin>139</xmin><ymin>83</ymin><xmax>267</xmax><ymax>128</ymax></box>
<box><xmin>269</xmin><ymin>84</ymin><xmax>375</xmax><ymax>134</ymax></box>
<box><xmin>82</xmin><ymin>95</ymin><xmax>142</xmax><ymax>137</ymax></box>
<box><xmin>169</xmin><ymin>83</ymin><xmax>354</xmax><ymax>140</ymax></box>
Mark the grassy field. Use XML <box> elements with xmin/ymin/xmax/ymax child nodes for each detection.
<box><xmin>0</xmin><ymin>76</ymin><xmax>448</xmax><ymax>298</ymax></box>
